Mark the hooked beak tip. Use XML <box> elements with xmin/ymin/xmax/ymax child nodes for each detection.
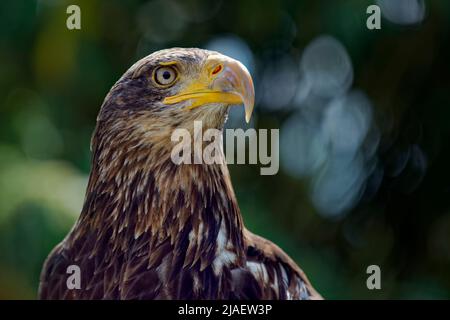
<box><xmin>163</xmin><ymin>54</ymin><xmax>255</xmax><ymax>122</ymax></box>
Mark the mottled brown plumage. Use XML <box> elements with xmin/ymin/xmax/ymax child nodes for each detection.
<box><xmin>39</xmin><ymin>48</ymin><xmax>321</xmax><ymax>300</ymax></box>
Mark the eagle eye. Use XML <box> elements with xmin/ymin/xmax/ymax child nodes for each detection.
<box><xmin>154</xmin><ymin>66</ymin><xmax>178</xmax><ymax>86</ymax></box>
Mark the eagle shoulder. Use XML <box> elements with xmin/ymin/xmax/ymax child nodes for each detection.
<box><xmin>229</xmin><ymin>229</ymin><xmax>322</xmax><ymax>300</ymax></box>
<box><xmin>38</xmin><ymin>243</ymin><xmax>74</xmax><ymax>299</ymax></box>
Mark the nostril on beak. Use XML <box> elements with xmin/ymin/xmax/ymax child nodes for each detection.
<box><xmin>211</xmin><ymin>64</ymin><xmax>223</xmax><ymax>76</ymax></box>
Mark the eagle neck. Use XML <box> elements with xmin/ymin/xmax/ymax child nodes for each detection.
<box><xmin>70</xmin><ymin>127</ymin><xmax>246</xmax><ymax>271</ymax></box>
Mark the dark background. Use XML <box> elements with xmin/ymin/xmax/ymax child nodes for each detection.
<box><xmin>0</xmin><ymin>0</ymin><xmax>449</xmax><ymax>299</ymax></box>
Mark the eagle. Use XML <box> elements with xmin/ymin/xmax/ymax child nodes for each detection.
<box><xmin>39</xmin><ymin>48</ymin><xmax>321</xmax><ymax>300</ymax></box>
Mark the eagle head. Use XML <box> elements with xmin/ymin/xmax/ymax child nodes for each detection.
<box><xmin>95</xmin><ymin>48</ymin><xmax>254</xmax><ymax>150</ymax></box>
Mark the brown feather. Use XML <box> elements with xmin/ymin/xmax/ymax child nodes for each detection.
<box><xmin>39</xmin><ymin>48</ymin><xmax>321</xmax><ymax>300</ymax></box>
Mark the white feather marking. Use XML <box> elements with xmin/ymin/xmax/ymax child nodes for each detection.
<box><xmin>212</xmin><ymin>222</ymin><xmax>236</xmax><ymax>274</ymax></box>
<box><xmin>246</xmin><ymin>261</ymin><xmax>269</xmax><ymax>283</ymax></box>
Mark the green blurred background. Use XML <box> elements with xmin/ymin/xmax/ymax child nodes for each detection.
<box><xmin>1</xmin><ymin>0</ymin><xmax>450</xmax><ymax>299</ymax></box>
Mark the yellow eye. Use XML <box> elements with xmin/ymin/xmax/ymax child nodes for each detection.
<box><xmin>154</xmin><ymin>66</ymin><xmax>178</xmax><ymax>86</ymax></box>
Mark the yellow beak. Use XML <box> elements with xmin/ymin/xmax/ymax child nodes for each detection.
<box><xmin>163</xmin><ymin>54</ymin><xmax>255</xmax><ymax>123</ymax></box>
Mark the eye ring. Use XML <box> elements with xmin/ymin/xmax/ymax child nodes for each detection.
<box><xmin>153</xmin><ymin>66</ymin><xmax>178</xmax><ymax>86</ymax></box>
